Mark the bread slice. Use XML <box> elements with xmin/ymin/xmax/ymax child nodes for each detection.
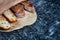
<box><xmin>0</xmin><ymin>15</ymin><xmax>11</xmax><ymax>30</ymax></box>
<box><xmin>0</xmin><ymin>0</ymin><xmax>37</xmax><ymax>32</ymax></box>
<box><xmin>0</xmin><ymin>10</ymin><xmax>37</xmax><ymax>32</ymax></box>
<box><xmin>3</xmin><ymin>10</ymin><xmax>17</xmax><ymax>23</ymax></box>
<box><xmin>21</xmin><ymin>1</ymin><xmax>35</xmax><ymax>13</ymax></box>
<box><xmin>11</xmin><ymin>4</ymin><xmax>25</xmax><ymax>18</ymax></box>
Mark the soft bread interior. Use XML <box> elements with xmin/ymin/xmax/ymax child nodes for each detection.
<box><xmin>0</xmin><ymin>10</ymin><xmax>37</xmax><ymax>32</ymax></box>
<box><xmin>0</xmin><ymin>0</ymin><xmax>37</xmax><ymax>32</ymax></box>
<box><xmin>3</xmin><ymin>10</ymin><xmax>17</xmax><ymax>22</ymax></box>
<box><xmin>0</xmin><ymin>15</ymin><xmax>11</xmax><ymax>30</ymax></box>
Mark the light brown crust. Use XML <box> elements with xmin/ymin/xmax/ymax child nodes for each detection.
<box><xmin>0</xmin><ymin>15</ymin><xmax>11</xmax><ymax>30</ymax></box>
<box><xmin>0</xmin><ymin>0</ymin><xmax>37</xmax><ymax>32</ymax></box>
<box><xmin>3</xmin><ymin>10</ymin><xmax>17</xmax><ymax>23</ymax></box>
<box><xmin>3</xmin><ymin>14</ymin><xmax>17</xmax><ymax>23</ymax></box>
<box><xmin>21</xmin><ymin>1</ymin><xmax>35</xmax><ymax>13</ymax></box>
<box><xmin>21</xmin><ymin>1</ymin><xmax>33</xmax><ymax>7</ymax></box>
<box><xmin>11</xmin><ymin>4</ymin><xmax>25</xmax><ymax>18</ymax></box>
<box><xmin>0</xmin><ymin>26</ymin><xmax>11</xmax><ymax>30</ymax></box>
<box><xmin>0</xmin><ymin>0</ymin><xmax>26</xmax><ymax>14</ymax></box>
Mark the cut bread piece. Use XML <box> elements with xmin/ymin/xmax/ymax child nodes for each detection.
<box><xmin>0</xmin><ymin>10</ymin><xmax>37</xmax><ymax>32</ymax></box>
<box><xmin>3</xmin><ymin>10</ymin><xmax>17</xmax><ymax>23</ymax></box>
<box><xmin>11</xmin><ymin>4</ymin><xmax>25</xmax><ymax>18</ymax></box>
<box><xmin>0</xmin><ymin>0</ymin><xmax>37</xmax><ymax>32</ymax></box>
<box><xmin>21</xmin><ymin>1</ymin><xmax>35</xmax><ymax>13</ymax></box>
<box><xmin>0</xmin><ymin>15</ymin><xmax>11</xmax><ymax>30</ymax></box>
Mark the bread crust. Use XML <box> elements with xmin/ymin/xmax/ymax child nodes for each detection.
<box><xmin>21</xmin><ymin>1</ymin><xmax>35</xmax><ymax>13</ymax></box>
<box><xmin>0</xmin><ymin>15</ymin><xmax>11</xmax><ymax>30</ymax></box>
<box><xmin>3</xmin><ymin>10</ymin><xmax>17</xmax><ymax>23</ymax></box>
<box><xmin>0</xmin><ymin>0</ymin><xmax>37</xmax><ymax>32</ymax></box>
<box><xmin>11</xmin><ymin>4</ymin><xmax>25</xmax><ymax>18</ymax></box>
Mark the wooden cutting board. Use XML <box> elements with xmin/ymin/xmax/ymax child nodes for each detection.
<box><xmin>0</xmin><ymin>0</ymin><xmax>25</xmax><ymax>14</ymax></box>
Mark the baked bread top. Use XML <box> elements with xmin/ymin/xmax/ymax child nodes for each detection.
<box><xmin>0</xmin><ymin>0</ymin><xmax>37</xmax><ymax>32</ymax></box>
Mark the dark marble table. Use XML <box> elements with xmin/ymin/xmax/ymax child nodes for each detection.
<box><xmin>0</xmin><ymin>0</ymin><xmax>60</xmax><ymax>40</ymax></box>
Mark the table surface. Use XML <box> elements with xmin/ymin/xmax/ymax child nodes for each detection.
<box><xmin>0</xmin><ymin>0</ymin><xmax>60</xmax><ymax>40</ymax></box>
